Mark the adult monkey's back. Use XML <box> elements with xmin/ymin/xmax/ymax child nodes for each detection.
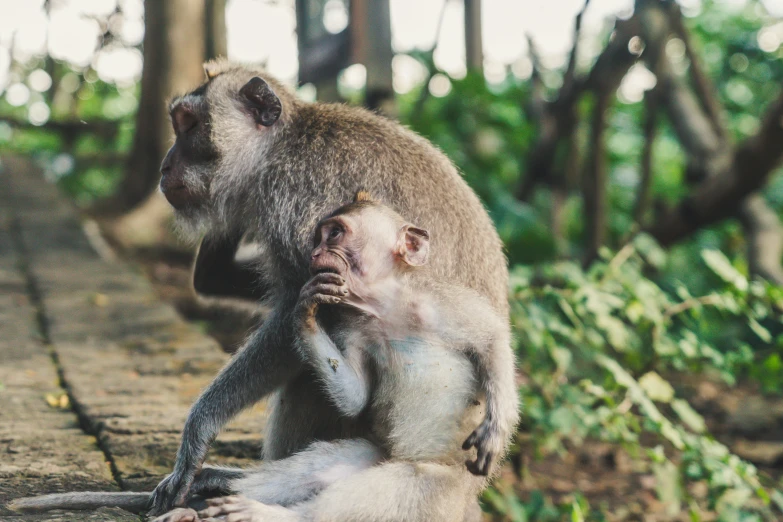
<box><xmin>150</xmin><ymin>59</ymin><xmax>510</xmax><ymax>515</ymax></box>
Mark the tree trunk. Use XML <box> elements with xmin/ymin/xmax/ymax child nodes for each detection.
<box><xmin>112</xmin><ymin>0</ymin><xmax>207</xmax><ymax>215</ymax></box>
<box><xmin>206</xmin><ymin>0</ymin><xmax>228</xmax><ymax>60</ymax></box>
<box><xmin>352</xmin><ymin>0</ymin><xmax>395</xmax><ymax>115</ymax></box>
<box><xmin>464</xmin><ymin>0</ymin><xmax>483</xmax><ymax>73</ymax></box>
<box><xmin>582</xmin><ymin>92</ymin><xmax>611</xmax><ymax>265</ymax></box>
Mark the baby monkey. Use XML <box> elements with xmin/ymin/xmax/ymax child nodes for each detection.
<box><xmin>293</xmin><ymin>191</ymin><xmax>519</xmax><ymax>475</ymax></box>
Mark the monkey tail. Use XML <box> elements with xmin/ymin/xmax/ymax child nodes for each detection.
<box><xmin>8</xmin><ymin>491</ymin><xmax>151</xmax><ymax>514</ymax></box>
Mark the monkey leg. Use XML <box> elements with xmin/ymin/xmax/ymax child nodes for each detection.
<box><xmin>198</xmin><ymin>461</ymin><xmax>483</xmax><ymax>522</ymax></box>
<box><xmin>233</xmin><ymin>438</ymin><xmax>382</xmax><ymax>507</ymax></box>
<box><xmin>291</xmin><ymin>460</ymin><xmax>485</xmax><ymax>522</ymax></box>
<box><xmin>198</xmin><ymin>495</ymin><xmax>299</xmax><ymax>522</ymax></box>
<box><xmin>148</xmin><ymin>300</ymin><xmax>302</xmax><ymax>516</ymax></box>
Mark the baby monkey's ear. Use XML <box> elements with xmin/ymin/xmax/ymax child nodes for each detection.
<box><xmin>353</xmin><ymin>190</ymin><xmax>374</xmax><ymax>203</ymax></box>
<box><xmin>397</xmin><ymin>225</ymin><xmax>430</xmax><ymax>267</ymax></box>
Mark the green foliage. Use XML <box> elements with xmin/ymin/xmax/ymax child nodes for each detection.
<box><xmin>402</xmin><ymin>72</ymin><xmax>550</xmax><ymax>264</ymax></box>
<box><xmin>398</xmin><ymin>12</ymin><xmax>783</xmax><ymax>516</ymax></box>
<box><xmin>0</xmin><ymin>60</ymin><xmax>135</xmax><ymax>204</ymax></box>
<box><xmin>484</xmin><ymin>238</ymin><xmax>783</xmax><ymax>520</ymax></box>
<box><xmin>3</xmin><ymin>2</ymin><xmax>783</xmax><ymax>519</ymax></box>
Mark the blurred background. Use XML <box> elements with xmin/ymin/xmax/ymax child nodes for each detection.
<box><xmin>3</xmin><ymin>0</ymin><xmax>783</xmax><ymax>520</ymax></box>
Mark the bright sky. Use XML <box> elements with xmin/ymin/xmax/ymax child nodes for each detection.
<box><xmin>0</xmin><ymin>0</ymin><xmax>782</xmax><ymax>106</ymax></box>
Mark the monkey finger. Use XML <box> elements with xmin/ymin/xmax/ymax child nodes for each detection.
<box><xmin>309</xmin><ymin>272</ymin><xmax>346</xmax><ymax>285</ymax></box>
<box><xmin>462</xmin><ymin>431</ymin><xmax>478</xmax><ymax>450</ymax></box>
<box><xmin>309</xmin><ymin>283</ymin><xmax>348</xmax><ymax>296</ymax></box>
<box><xmin>206</xmin><ymin>496</ymin><xmax>240</xmax><ymax>507</ymax></box>
<box><xmin>199</xmin><ymin>505</ymin><xmax>240</xmax><ymax>518</ymax></box>
<box><xmin>477</xmin><ymin>450</ymin><xmax>494</xmax><ymax>476</ymax></box>
<box><xmin>465</xmin><ymin>458</ymin><xmax>482</xmax><ymax>476</ymax></box>
<box><xmin>465</xmin><ymin>460</ymin><xmax>488</xmax><ymax>477</ymax></box>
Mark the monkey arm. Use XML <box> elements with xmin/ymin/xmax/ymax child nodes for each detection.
<box><xmin>294</xmin><ymin>326</ymin><xmax>371</xmax><ymax>418</ymax></box>
<box><xmin>193</xmin><ymin>232</ymin><xmax>269</xmax><ymax>301</ymax></box>
<box><xmin>149</xmin><ymin>298</ymin><xmax>300</xmax><ymax>515</ymax></box>
<box><xmin>438</xmin><ymin>297</ymin><xmax>520</xmax><ymax>476</ymax></box>
<box><xmin>460</xmin><ymin>325</ymin><xmax>520</xmax><ymax>475</ymax></box>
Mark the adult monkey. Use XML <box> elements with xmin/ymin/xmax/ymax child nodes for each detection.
<box><xmin>151</xmin><ymin>59</ymin><xmax>513</xmax><ymax>516</ymax></box>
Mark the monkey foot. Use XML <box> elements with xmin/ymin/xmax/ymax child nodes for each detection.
<box><xmin>198</xmin><ymin>495</ymin><xmax>299</xmax><ymax>522</ymax></box>
<box><xmin>151</xmin><ymin>507</ymin><xmax>200</xmax><ymax>522</ymax></box>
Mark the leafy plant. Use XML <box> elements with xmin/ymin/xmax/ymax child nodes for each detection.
<box><xmin>483</xmin><ymin>236</ymin><xmax>783</xmax><ymax>520</ymax></box>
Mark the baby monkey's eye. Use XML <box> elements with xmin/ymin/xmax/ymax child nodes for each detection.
<box><xmin>328</xmin><ymin>227</ymin><xmax>343</xmax><ymax>240</ymax></box>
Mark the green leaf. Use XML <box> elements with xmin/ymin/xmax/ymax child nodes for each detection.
<box><xmin>771</xmin><ymin>489</ymin><xmax>783</xmax><ymax>513</ymax></box>
<box><xmin>653</xmin><ymin>459</ymin><xmax>683</xmax><ymax>517</ymax></box>
<box><xmin>715</xmin><ymin>487</ymin><xmax>752</xmax><ymax>514</ymax></box>
<box><xmin>701</xmin><ymin>249</ymin><xmax>748</xmax><ymax>291</ymax></box>
<box><xmin>633</xmin><ymin>233</ymin><xmax>667</xmax><ymax>268</ymax></box>
<box><xmin>639</xmin><ymin>372</ymin><xmax>675</xmax><ymax>403</ymax></box>
<box><xmin>626</xmin><ymin>300</ymin><xmax>645</xmax><ymax>323</ymax></box>
<box><xmin>748</xmin><ymin>318</ymin><xmax>772</xmax><ymax>343</ymax></box>
<box><xmin>671</xmin><ymin>399</ymin><xmax>707</xmax><ymax>433</ymax></box>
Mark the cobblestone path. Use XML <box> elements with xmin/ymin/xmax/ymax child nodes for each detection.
<box><xmin>0</xmin><ymin>156</ymin><xmax>265</xmax><ymax>521</ymax></box>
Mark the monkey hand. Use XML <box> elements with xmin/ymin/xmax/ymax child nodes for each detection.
<box><xmin>148</xmin><ymin>467</ymin><xmax>196</xmax><ymax>517</ymax></box>
<box><xmin>294</xmin><ymin>272</ymin><xmax>348</xmax><ymax>322</ymax></box>
<box><xmin>462</xmin><ymin>417</ymin><xmax>502</xmax><ymax>476</ymax></box>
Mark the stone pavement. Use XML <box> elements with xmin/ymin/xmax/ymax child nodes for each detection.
<box><xmin>0</xmin><ymin>157</ymin><xmax>265</xmax><ymax>520</ymax></box>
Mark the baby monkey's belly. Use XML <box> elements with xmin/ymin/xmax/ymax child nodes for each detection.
<box><xmin>371</xmin><ymin>338</ymin><xmax>483</xmax><ymax>463</ymax></box>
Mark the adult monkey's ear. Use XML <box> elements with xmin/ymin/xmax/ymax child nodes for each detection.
<box><xmin>397</xmin><ymin>225</ymin><xmax>430</xmax><ymax>267</ymax></box>
<box><xmin>239</xmin><ymin>77</ymin><xmax>282</xmax><ymax>127</ymax></box>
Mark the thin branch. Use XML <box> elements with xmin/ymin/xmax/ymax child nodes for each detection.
<box><xmin>667</xmin><ymin>2</ymin><xmax>727</xmax><ymax>142</ymax></box>
<box><xmin>516</xmin><ymin>13</ymin><xmax>639</xmax><ymax>201</ymax></box>
<box><xmin>582</xmin><ymin>91</ymin><xmax>611</xmax><ymax>265</ymax></box>
<box><xmin>633</xmin><ymin>84</ymin><xmax>660</xmax><ymax>225</ymax></box>
<box><xmin>663</xmin><ymin>294</ymin><xmax>724</xmax><ymax>320</ymax></box>
<box><xmin>562</xmin><ymin>0</ymin><xmax>592</xmax><ymax>93</ymax></box>
<box><xmin>646</xmin><ymin>89</ymin><xmax>783</xmax><ymax>246</ymax></box>
<box><xmin>607</xmin><ymin>242</ymin><xmax>635</xmax><ymax>273</ymax></box>
<box><xmin>3</xmin><ymin>117</ymin><xmax>120</xmax><ymax>136</ymax></box>
<box><xmin>410</xmin><ymin>0</ymin><xmax>450</xmax><ymax>120</ymax></box>
<box><xmin>637</xmin><ymin>0</ymin><xmax>723</xmax><ymax>165</ymax></box>
<box><xmin>523</xmin><ymin>34</ymin><xmax>546</xmax><ymax>123</ymax></box>
<box><xmin>738</xmin><ymin>194</ymin><xmax>783</xmax><ymax>285</ymax></box>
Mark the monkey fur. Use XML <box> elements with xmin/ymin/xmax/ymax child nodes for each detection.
<box><xmin>153</xmin><ymin>196</ymin><xmax>518</xmax><ymax>522</ymax></box>
<box><xmin>9</xmin><ymin>60</ymin><xmax>517</xmax><ymax>521</ymax></box>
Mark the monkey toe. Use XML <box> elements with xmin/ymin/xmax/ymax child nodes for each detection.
<box><xmin>150</xmin><ymin>507</ymin><xmax>200</xmax><ymax>522</ymax></box>
<box><xmin>199</xmin><ymin>496</ymin><xmax>246</xmax><ymax>518</ymax></box>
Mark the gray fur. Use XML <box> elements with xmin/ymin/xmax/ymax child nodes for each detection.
<box><xmin>11</xmin><ymin>60</ymin><xmax>514</xmax><ymax>520</ymax></box>
<box><xmin>150</xmin><ymin>60</ymin><xmax>512</xmax><ymax>516</ymax></box>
